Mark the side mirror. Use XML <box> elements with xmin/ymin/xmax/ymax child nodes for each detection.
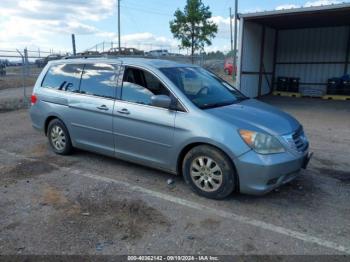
<box><xmin>150</xmin><ymin>95</ymin><xmax>172</xmax><ymax>109</ymax></box>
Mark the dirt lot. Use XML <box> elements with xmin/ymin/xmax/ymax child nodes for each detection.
<box><xmin>0</xmin><ymin>96</ymin><xmax>349</xmax><ymax>256</ymax></box>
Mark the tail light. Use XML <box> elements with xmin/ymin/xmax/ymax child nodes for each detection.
<box><xmin>31</xmin><ymin>94</ymin><xmax>37</xmax><ymax>105</ymax></box>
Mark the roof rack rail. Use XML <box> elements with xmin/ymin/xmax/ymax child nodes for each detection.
<box><xmin>63</xmin><ymin>54</ymin><xmax>107</xmax><ymax>60</ymax></box>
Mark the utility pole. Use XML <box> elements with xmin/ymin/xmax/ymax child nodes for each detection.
<box><xmin>117</xmin><ymin>0</ymin><xmax>121</xmax><ymax>54</ymax></box>
<box><xmin>71</xmin><ymin>34</ymin><xmax>76</xmax><ymax>56</ymax></box>
<box><xmin>229</xmin><ymin>8</ymin><xmax>233</xmax><ymax>55</ymax></box>
<box><xmin>233</xmin><ymin>0</ymin><xmax>238</xmax><ymax>82</ymax></box>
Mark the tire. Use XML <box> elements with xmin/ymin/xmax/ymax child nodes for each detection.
<box><xmin>182</xmin><ymin>145</ymin><xmax>236</xmax><ymax>200</ymax></box>
<box><xmin>47</xmin><ymin>119</ymin><xmax>73</xmax><ymax>155</ymax></box>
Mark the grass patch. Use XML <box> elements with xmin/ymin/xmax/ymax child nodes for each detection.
<box><xmin>0</xmin><ymin>76</ymin><xmax>36</xmax><ymax>90</ymax></box>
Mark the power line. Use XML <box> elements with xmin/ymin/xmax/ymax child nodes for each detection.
<box><xmin>123</xmin><ymin>4</ymin><xmax>144</xmax><ymax>32</ymax></box>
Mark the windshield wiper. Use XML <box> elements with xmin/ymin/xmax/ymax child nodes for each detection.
<box><xmin>236</xmin><ymin>96</ymin><xmax>248</xmax><ymax>101</ymax></box>
<box><xmin>200</xmin><ymin>101</ymin><xmax>235</xmax><ymax>109</ymax></box>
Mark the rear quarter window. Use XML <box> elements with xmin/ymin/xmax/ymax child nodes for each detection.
<box><xmin>41</xmin><ymin>63</ymin><xmax>83</xmax><ymax>92</ymax></box>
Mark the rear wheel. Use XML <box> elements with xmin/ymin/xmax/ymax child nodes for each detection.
<box><xmin>182</xmin><ymin>145</ymin><xmax>236</xmax><ymax>200</ymax></box>
<box><xmin>47</xmin><ymin>119</ymin><xmax>72</xmax><ymax>155</ymax></box>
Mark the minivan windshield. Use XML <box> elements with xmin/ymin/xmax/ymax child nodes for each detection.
<box><xmin>160</xmin><ymin>67</ymin><xmax>247</xmax><ymax>109</ymax></box>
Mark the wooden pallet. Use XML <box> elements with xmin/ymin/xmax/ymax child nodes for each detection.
<box><xmin>273</xmin><ymin>91</ymin><xmax>301</xmax><ymax>98</ymax></box>
<box><xmin>322</xmin><ymin>95</ymin><xmax>350</xmax><ymax>101</ymax></box>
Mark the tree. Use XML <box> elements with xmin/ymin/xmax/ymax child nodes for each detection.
<box><xmin>170</xmin><ymin>0</ymin><xmax>218</xmax><ymax>62</ymax></box>
<box><xmin>205</xmin><ymin>51</ymin><xmax>225</xmax><ymax>60</ymax></box>
<box><xmin>226</xmin><ymin>50</ymin><xmax>237</xmax><ymax>58</ymax></box>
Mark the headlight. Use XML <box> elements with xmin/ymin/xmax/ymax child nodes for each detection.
<box><xmin>239</xmin><ymin>130</ymin><xmax>285</xmax><ymax>154</ymax></box>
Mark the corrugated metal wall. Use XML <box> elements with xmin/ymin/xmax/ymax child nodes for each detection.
<box><xmin>239</xmin><ymin>21</ymin><xmax>276</xmax><ymax>97</ymax></box>
<box><xmin>240</xmin><ymin>21</ymin><xmax>263</xmax><ymax>97</ymax></box>
<box><xmin>275</xmin><ymin>26</ymin><xmax>349</xmax><ymax>94</ymax></box>
<box><xmin>239</xmin><ymin>21</ymin><xmax>350</xmax><ymax>97</ymax></box>
<box><xmin>277</xmin><ymin>27</ymin><xmax>348</xmax><ymax>62</ymax></box>
<box><xmin>276</xmin><ymin>64</ymin><xmax>344</xmax><ymax>92</ymax></box>
<box><xmin>241</xmin><ymin>22</ymin><xmax>262</xmax><ymax>73</ymax></box>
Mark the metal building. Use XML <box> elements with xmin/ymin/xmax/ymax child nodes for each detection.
<box><xmin>236</xmin><ymin>3</ymin><xmax>350</xmax><ymax>98</ymax></box>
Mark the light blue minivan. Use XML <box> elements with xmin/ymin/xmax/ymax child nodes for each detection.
<box><xmin>30</xmin><ymin>57</ymin><xmax>312</xmax><ymax>199</ymax></box>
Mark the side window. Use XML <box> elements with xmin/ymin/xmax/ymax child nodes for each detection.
<box><xmin>41</xmin><ymin>63</ymin><xmax>83</xmax><ymax>92</ymax></box>
<box><xmin>121</xmin><ymin>67</ymin><xmax>170</xmax><ymax>106</ymax></box>
<box><xmin>80</xmin><ymin>63</ymin><xmax>117</xmax><ymax>99</ymax></box>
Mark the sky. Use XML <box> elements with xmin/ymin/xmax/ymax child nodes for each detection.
<box><xmin>0</xmin><ymin>0</ymin><xmax>347</xmax><ymax>54</ymax></box>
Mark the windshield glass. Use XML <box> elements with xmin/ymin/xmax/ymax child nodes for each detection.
<box><xmin>160</xmin><ymin>67</ymin><xmax>246</xmax><ymax>109</ymax></box>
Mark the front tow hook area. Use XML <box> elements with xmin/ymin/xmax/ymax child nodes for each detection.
<box><xmin>302</xmin><ymin>152</ymin><xmax>313</xmax><ymax>169</ymax></box>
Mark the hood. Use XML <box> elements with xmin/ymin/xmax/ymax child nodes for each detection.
<box><xmin>206</xmin><ymin>99</ymin><xmax>300</xmax><ymax>136</ymax></box>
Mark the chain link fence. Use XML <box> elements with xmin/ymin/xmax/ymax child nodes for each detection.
<box><xmin>0</xmin><ymin>46</ymin><xmax>233</xmax><ymax>112</ymax></box>
<box><xmin>84</xmin><ymin>41</ymin><xmax>233</xmax><ymax>80</ymax></box>
<box><xmin>0</xmin><ymin>48</ymin><xmax>70</xmax><ymax>111</ymax></box>
<box><xmin>0</xmin><ymin>49</ymin><xmax>65</xmax><ymax>86</ymax></box>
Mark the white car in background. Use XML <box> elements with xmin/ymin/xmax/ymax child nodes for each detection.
<box><xmin>148</xmin><ymin>49</ymin><xmax>169</xmax><ymax>57</ymax></box>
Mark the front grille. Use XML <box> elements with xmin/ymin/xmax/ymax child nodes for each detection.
<box><xmin>284</xmin><ymin>126</ymin><xmax>309</xmax><ymax>153</ymax></box>
<box><xmin>293</xmin><ymin>127</ymin><xmax>309</xmax><ymax>152</ymax></box>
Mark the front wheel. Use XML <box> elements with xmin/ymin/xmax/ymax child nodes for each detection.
<box><xmin>182</xmin><ymin>145</ymin><xmax>236</xmax><ymax>200</ymax></box>
<box><xmin>47</xmin><ymin>119</ymin><xmax>73</xmax><ymax>155</ymax></box>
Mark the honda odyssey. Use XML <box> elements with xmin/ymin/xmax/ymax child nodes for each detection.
<box><xmin>30</xmin><ymin>57</ymin><xmax>312</xmax><ymax>199</ymax></box>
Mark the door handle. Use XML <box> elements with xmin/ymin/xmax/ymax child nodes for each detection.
<box><xmin>97</xmin><ymin>105</ymin><xmax>109</xmax><ymax>111</ymax></box>
<box><xmin>117</xmin><ymin>108</ymin><xmax>130</xmax><ymax>115</ymax></box>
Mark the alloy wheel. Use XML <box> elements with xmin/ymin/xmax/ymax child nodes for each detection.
<box><xmin>190</xmin><ymin>156</ymin><xmax>223</xmax><ymax>192</ymax></box>
<box><xmin>50</xmin><ymin>125</ymin><xmax>66</xmax><ymax>151</ymax></box>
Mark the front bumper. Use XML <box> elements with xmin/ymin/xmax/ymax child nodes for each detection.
<box><xmin>235</xmin><ymin>150</ymin><xmax>312</xmax><ymax>195</ymax></box>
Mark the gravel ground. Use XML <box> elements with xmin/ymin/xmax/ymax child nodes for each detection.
<box><xmin>0</xmin><ymin>96</ymin><xmax>349</xmax><ymax>256</ymax></box>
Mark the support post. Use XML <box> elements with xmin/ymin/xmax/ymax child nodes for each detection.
<box><xmin>233</xmin><ymin>0</ymin><xmax>238</xmax><ymax>82</ymax></box>
<box><xmin>71</xmin><ymin>34</ymin><xmax>76</xmax><ymax>56</ymax></box>
<box><xmin>271</xmin><ymin>30</ymin><xmax>279</xmax><ymax>94</ymax></box>
<box><xmin>258</xmin><ymin>26</ymin><xmax>266</xmax><ymax>97</ymax></box>
<box><xmin>344</xmin><ymin>26</ymin><xmax>350</xmax><ymax>75</ymax></box>
<box><xmin>230</xmin><ymin>8</ymin><xmax>233</xmax><ymax>54</ymax></box>
<box><xmin>118</xmin><ymin>0</ymin><xmax>121</xmax><ymax>54</ymax></box>
<box><xmin>16</xmin><ymin>49</ymin><xmax>27</xmax><ymax>106</ymax></box>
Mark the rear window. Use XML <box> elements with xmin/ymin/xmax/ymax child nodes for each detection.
<box><xmin>41</xmin><ymin>64</ymin><xmax>83</xmax><ymax>92</ymax></box>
